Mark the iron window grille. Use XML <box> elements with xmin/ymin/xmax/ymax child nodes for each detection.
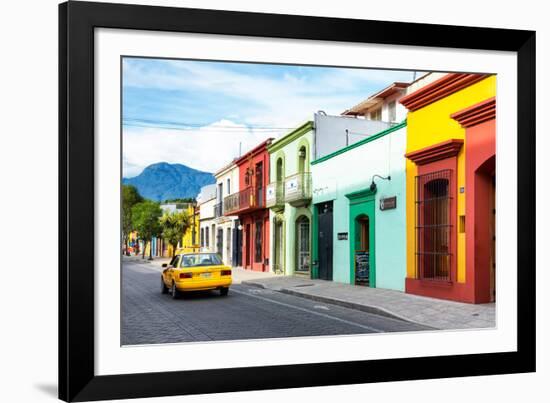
<box><xmin>415</xmin><ymin>169</ymin><xmax>453</xmax><ymax>282</ymax></box>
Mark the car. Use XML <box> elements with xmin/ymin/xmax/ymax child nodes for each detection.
<box><xmin>160</xmin><ymin>252</ymin><xmax>232</xmax><ymax>299</ymax></box>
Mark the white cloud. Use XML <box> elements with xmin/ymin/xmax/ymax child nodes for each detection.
<box><xmin>123</xmin><ymin>59</ymin><xmax>414</xmax><ymax>127</ymax></box>
<box><xmin>123</xmin><ymin>120</ymin><xmax>285</xmax><ymax>177</ymax></box>
<box><xmin>122</xmin><ymin>59</ymin><xmax>417</xmax><ymax>176</ymax></box>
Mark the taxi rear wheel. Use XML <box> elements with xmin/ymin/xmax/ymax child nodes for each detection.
<box><xmin>160</xmin><ymin>277</ymin><xmax>168</xmax><ymax>294</ymax></box>
<box><xmin>220</xmin><ymin>287</ymin><xmax>229</xmax><ymax>296</ymax></box>
<box><xmin>171</xmin><ymin>282</ymin><xmax>180</xmax><ymax>299</ymax></box>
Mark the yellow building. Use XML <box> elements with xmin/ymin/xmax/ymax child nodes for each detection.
<box><xmin>179</xmin><ymin>202</ymin><xmax>200</xmax><ymax>253</ymax></box>
<box><xmin>400</xmin><ymin>73</ymin><xmax>496</xmax><ymax>303</ymax></box>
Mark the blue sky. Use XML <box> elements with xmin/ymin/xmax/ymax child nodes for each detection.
<box><xmin>122</xmin><ymin>57</ymin><xmax>416</xmax><ymax>177</ymax></box>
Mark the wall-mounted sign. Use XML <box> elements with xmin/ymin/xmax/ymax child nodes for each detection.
<box><xmin>337</xmin><ymin>232</ymin><xmax>348</xmax><ymax>240</ymax></box>
<box><xmin>285</xmin><ymin>177</ymin><xmax>299</xmax><ymax>193</ymax></box>
<box><xmin>265</xmin><ymin>183</ymin><xmax>276</xmax><ymax>202</ymax></box>
<box><xmin>380</xmin><ymin>196</ymin><xmax>397</xmax><ymax>210</ymax></box>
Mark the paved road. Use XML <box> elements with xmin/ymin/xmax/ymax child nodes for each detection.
<box><xmin>122</xmin><ymin>260</ymin><xmax>429</xmax><ymax>345</ymax></box>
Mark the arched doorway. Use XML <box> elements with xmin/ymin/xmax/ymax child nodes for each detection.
<box><xmin>474</xmin><ymin>155</ymin><xmax>496</xmax><ymax>302</ymax></box>
<box><xmin>295</xmin><ymin>215</ymin><xmax>310</xmax><ymax>274</ymax></box>
<box><xmin>354</xmin><ymin>214</ymin><xmax>370</xmax><ymax>285</ymax></box>
<box><xmin>273</xmin><ymin>215</ymin><xmax>284</xmax><ymax>274</ymax></box>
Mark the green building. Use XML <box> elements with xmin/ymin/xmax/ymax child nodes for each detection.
<box><xmin>266</xmin><ymin>122</ymin><xmax>314</xmax><ymax>276</ymax></box>
<box><xmin>310</xmin><ymin>122</ymin><xmax>407</xmax><ymax>290</ymax></box>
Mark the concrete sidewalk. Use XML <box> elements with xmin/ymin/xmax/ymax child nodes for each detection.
<box><xmin>242</xmin><ymin>276</ymin><xmax>495</xmax><ymax>330</ymax></box>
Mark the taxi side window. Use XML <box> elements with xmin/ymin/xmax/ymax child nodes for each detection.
<box><xmin>171</xmin><ymin>256</ymin><xmax>181</xmax><ymax>268</ymax></box>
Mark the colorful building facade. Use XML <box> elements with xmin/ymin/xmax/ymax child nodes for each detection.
<box><xmin>224</xmin><ymin>139</ymin><xmax>273</xmax><ymax>271</ymax></box>
<box><xmin>310</xmin><ymin>122</ymin><xmax>408</xmax><ymax>290</ymax></box>
<box><xmin>197</xmin><ymin>184</ymin><xmax>217</xmax><ymax>253</ymax></box>
<box><xmin>213</xmin><ymin>161</ymin><xmax>240</xmax><ymax>266</ymax></box>
<box><xmin>266</xmin><ymin>122</ymin><xmax>314</xmax><ymax>276</ymax></box>
<box><xmin>400</xmin><ymin>73</ymin><xmax>496</xmax><ymax>303</ymax></box>
<box><xmin>178</xmin><ymin>202</ymin><xmax>199</xmax><ymax>253</ymax></box>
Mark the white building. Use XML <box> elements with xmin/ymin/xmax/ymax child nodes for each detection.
<box><xmin>213</xmin><ymin>161</ymin><xmax>240</xmax><ymax>266</ymax></box>
<box><xmin>197</xmin><ymin>184</ymin><xmax>217</xmax><ymax>253</ymax></box>
<box><xmin>341</xmin><ymin>81</ymin><xmax>409</xmax><ymax>122</ymax></box>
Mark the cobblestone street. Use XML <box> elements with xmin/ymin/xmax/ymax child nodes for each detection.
<box><xmin>122</xmin><ymin>260</ymin><xmax>430</xmax><ymax>345</ymax></box>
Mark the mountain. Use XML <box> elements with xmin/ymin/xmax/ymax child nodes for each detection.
<box><xmin>123</xmin><ymin>162</ymin><xmax>215</xmax><ymax>202</ymax></box>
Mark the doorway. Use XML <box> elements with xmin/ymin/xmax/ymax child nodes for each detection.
<box><xmin>354</xmin><ymin>215</ymin><xmax>370</xmax><ymax>286</ymax></box>
<box><xmin>296</xmin><ymin>215</ymin><xmax>310</xmax><ymax>274</ymax></box>
<box><xmin>232</xmin><ymin>220</ymin><xmax>242</xmax><ymax>267</ymax></box>
<box><xmin>317</xmin><ymin>202</ymin><xmax>333</xmax><ymax>280</ymax></box>
<box><xmin>245</xmin><ymin>223</ymin><xmax>251</xmax><ymax>268</ymax></box>
<box><xmin>273</xmin><ymin>218</ymin><xmax>284</xmax><ymax>274</ymax></box>
<box><xmin>217</xmin><ymin>227</ymin><xmax>223</xmax><ymax>256</ymax></box>
<box><xmin>226</xmin><ymin>227</ymin><xmax>231</xmax><ymax>266</ymax></box>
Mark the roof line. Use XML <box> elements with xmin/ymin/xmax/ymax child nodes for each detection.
<box><xmin>311</xmin><ymin>120</ymin><xmax>406</xmax><ymax>165</ymax></box>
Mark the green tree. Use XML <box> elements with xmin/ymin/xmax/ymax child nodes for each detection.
<box><xmin>131</xmin><ymin>200</ymin><xmax>163</xmax><ymax>260</ymax></box>
<box><xmin>122</xmin><ymin>185</ymin><xmax>143</xmax><ymax>255</ymax></box>
<box><xmin>160</xmin><ymin>210</ymin><xmax>191</xmax><ymax>257</ymax></box>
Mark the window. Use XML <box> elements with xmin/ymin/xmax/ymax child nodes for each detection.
<box><xmin>370</xmin><ymin>107</ymin><xmax>381</xmax><ymax>121</ymax></box>
<box><xmin>227</xmin><ymin>178</ymin><xmax>231</xmax><ymax>195</ymax></box>
<box><xmin>298</xmin><ymin>146</ymin><xmax>307</xmax><ymax>173</ymax></box>
<box><xmin>276</xmin><ymin>158</ymin><xmax>283</xmax><ymax>182</ymax></box>
<box><xmin>205</xmin><ymin>226</ymin><xmax>209</xmax><ymax>247</ymax></box>
<box><xmin>255</xmin><ymin>162</ymin><xmax>263</xmax><ymax>188</ymax></box>
<box><xmin>415</xmin><ymin>170</ymin><xmax>452</xmax><ymax>281</ymax></box>
<box><xmin>200</xmin><ymin>228</ymin><xmax>204</xmax><ymax>247</ymax></box>
<box><xmin>171</xmin><ymin>255</ymin><xmax>181</xmax><ymax>268</ymax></box>
<box><xmin>254</xmin><ymin>220</ymin><xmax>263</xmax><ymax>263</ymax></box>
<box><xmin>181</xmin><ymin>253</ymin><xmax>222</xmax><ymax>267</ymax></box>
<box><xmin>388</xmin><ymin>100</ymin><xmax>396</xmax><ymax>122</ymax></box>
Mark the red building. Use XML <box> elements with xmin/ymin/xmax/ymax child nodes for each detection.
<box><xmin>224</xmin><ymin>139</ymin><xmax>273</xmax><ymax>271</ymax></box>
<box><xmin>451</xmin><ymin>97</ymin><xmax>496</xmax><ymax>303</ymax></box>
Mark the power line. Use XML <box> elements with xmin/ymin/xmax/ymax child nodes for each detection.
<box><xmin>123</xmin><ymin>118</ymin><xmax>296</xmax><ymax>131</ymax></box>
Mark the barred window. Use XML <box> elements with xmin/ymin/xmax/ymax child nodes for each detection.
<box><xmin>415</xmin><ymin>170</ymin><xmax>452</xmax><ymax>281</ymax></box>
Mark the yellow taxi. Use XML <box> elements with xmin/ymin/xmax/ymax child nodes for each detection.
<box><xmin>161</xmin><ymin>252</ymin><xmax>232</xmax><ymax>299</ymax></box>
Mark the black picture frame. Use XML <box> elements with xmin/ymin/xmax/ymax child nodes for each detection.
<box><xmin>59</xmin><ymin>1</ymin><xmax>536</xmax><ymax>401</ymax></box>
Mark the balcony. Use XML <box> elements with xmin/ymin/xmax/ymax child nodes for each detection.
<box><xmin>284</xmin><ymin>172</ymin><xmax>312</xmax><ymax>207</ymax></box>
<box><xmin>214</xmin><ymin>202</ymin><xmax>223</xmax><ymax>218</ymax></box>
<box><xmin>266</xmin><ymin>181</ymin><xmax>285</xmax><ymax>211</ymax></box>
<box><xmin>223</xmin><ymin>186</ymin><xmax>265</xmax><ymax>216</ymax></box>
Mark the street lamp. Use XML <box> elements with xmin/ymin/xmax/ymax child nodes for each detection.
<box><xmin>369</xmin><ymin>174</ymin><xmax>391</xmax><ymax>192</ymax></box>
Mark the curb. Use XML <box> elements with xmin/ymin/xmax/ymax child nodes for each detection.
<box><xmin>241</xmin><ymin>281</ymin><xmax>437</xmax><ymax>329</ymax></box>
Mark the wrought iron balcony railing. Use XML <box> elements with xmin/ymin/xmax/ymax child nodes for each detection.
<box><xmin>284</xmin><ymin>172</ymin><xmax>312</xmax><ymax>207</ymax></box>
<box><xmin>266</xmin><ymin>181</ymin><xmax>285</xmax><ymax>210</ymax></box>
<box><xmin>223</xmin><ymin>186</ymin><xmax>265</xmax><ymax>215</ymax></box>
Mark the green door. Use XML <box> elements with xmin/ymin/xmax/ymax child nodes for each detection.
<box><xmin>346</xmin><ymin>189</ymin><xmax>376</xmax><ymax>286</ymax></box>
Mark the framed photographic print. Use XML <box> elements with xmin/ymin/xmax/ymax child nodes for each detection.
<box><xmin>59</xmin><ymin>1</ymin><xmax>536</xmax><ymax>401</ymax></box>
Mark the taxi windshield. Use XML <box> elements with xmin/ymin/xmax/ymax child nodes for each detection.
<box><xmin>180</xmin><ymin>253</ymin><xmax>222</xmax><ymax>267</ymax></box>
